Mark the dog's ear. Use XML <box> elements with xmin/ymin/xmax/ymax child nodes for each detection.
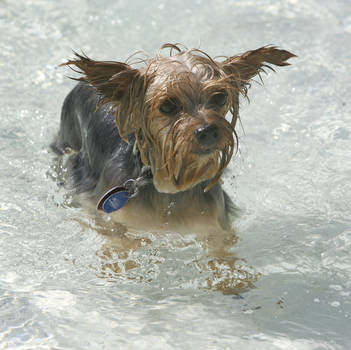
<box><xmin>221</xmin><ymin>46</ymin><xmax>296</xmax><ymax>93</ymax></box>
<box><xmin>61</xmin><ymin>52</ymin><xmax>144</xmax><ymax>138</ymax></box>
<box><xmin>61</xmin><ymin>52</ymin><xmax>141</xmax><ymax>102</ymax></box>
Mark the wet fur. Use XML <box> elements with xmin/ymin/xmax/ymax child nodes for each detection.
<box><xmin>52</xmin><ymin>44</ymin><xmax>295</xmax><ymax>232</ymax></box>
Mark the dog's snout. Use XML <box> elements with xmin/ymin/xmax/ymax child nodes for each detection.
<box><xmin>194</xmin><ymin>124</ymin><xmax>220</xmax><ymax>147</ymax></box>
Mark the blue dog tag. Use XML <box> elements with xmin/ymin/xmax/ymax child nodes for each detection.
<box><xmin>97</xmin><ymin>187</ymin><xmax>130</xmax><ymax>213</ymax></box>
<box><xmin>101</xmin><ymin>191</ymin><xmax>129</xmax><ymax>213</ymax></box>
<box><xmin>97</xmin><ymin>171</ymin><xmax>151</xmax><ymax>213</ymax></box>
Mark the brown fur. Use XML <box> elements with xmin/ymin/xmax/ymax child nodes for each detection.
<box><xmin>62</xmin><ymin>44</ymin><xmax>295</xmax><ymax>194</ymax></box>
<box><xmin>57</xmin><ymin>44</ymin><xmax>295</xmax><ymax>292</ymax></box>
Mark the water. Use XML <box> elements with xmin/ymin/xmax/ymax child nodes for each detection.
<box><xmin>1</xmin><ymin>0</ymin><xmax>351</xmax><ymax>349</ymax></box>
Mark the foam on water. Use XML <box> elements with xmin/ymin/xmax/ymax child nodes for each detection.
<box><xmin>0</xmin><ymin>0</ymin><xmax>350</xmax><ymax>349</ymax></box>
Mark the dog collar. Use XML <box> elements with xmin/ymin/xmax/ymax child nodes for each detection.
<box><xmin>97</xmin><ymin>166</ymin><xmax>152</xmax><ymax>213</ymax></box>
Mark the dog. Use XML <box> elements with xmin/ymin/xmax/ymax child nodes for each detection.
<box><xmin>52</xmin><ymin>43</ymin><xmax>295</xmax><ymax>236</ymax></box>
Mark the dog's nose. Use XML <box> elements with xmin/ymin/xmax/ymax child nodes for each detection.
<box><xmin>194</xmin><ymin>124</ymin><xmax>220</xmax><ymax>147</ymax></box>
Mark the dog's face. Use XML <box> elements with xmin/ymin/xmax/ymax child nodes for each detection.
<box><xmin>63</xmin><ymin>44</ymin><xmax>295</xmax><ymax>193</ymax></box>
<box><xmin>137</xmin><ymin>51</ymin><xmax>238</xmax><ymax>193</ymax></box>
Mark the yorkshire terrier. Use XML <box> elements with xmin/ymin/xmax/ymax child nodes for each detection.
<box><xmin>52</xmin><ymin>44</ymin><xmax>295</xmax><ymax>234</ymax></box>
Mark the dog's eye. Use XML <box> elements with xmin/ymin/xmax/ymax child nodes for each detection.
<box><xmin>208</xmin><ymin>92</ymin><xmax>227</xmax><ymax>108</ymax></box>
<box><xmin>160</xmin><ymin>99</ymin><xmax>179</xmax><ymax>115</ymax></box>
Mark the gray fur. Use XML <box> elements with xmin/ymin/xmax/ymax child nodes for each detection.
<box><xmin>51</xmin><ymin>83</ymin><xmax>236</xmax><ymax>230</ymax></box>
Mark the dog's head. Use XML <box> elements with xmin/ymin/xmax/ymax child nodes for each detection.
<box><xmin>63</xmin><ymin>44</ymin><xmax>295</xmax><ymax>193</ymax></box>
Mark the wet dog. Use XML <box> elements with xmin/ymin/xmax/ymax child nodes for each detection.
<box><xmin>52</xmin><ymin>44</ymin><xmax>295</xmax><ymax>233</ymax></box>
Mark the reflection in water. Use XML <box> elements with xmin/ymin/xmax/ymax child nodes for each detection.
<box><xmin>95</xmin><ymin>224</ymin><xmax>260</xmax><ymax>295</ymax></box>
<box><xmin>49</xmin><ymin>155</ymin><xmax>260</xmax><ymax>295</ymax></box>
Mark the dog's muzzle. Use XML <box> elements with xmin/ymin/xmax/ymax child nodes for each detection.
<box><xmin>195</xmin><ymin>124</ymin><xmax>220</xmax><ymax>147</ymax></box>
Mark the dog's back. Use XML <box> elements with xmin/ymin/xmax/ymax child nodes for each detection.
<box><xmin>52</xmin><ymin>83</ymin><xmax>141</xmax><ymax>195</ymax></box>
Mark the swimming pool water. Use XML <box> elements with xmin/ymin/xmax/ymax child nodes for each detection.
<box><xmin>0</xmin><ymin>0</ymin><xmax>350</xmax><ymax>349</ymax></box>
